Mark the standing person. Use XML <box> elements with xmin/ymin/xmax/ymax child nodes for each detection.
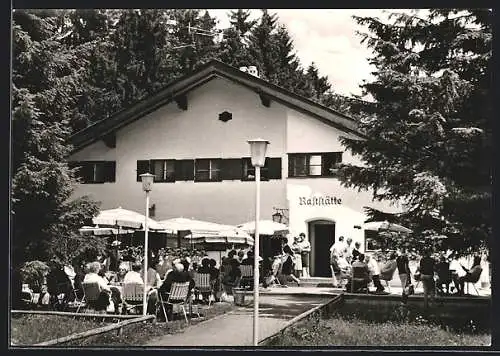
<box><xmin>291</xmin><ymin>236</ymin><xmax>303</xmax><ymax>278</ymax></box>
<box><xmin>330</xmin><ymin>243</ymin><xmax>341</xmax><ymax>288</ymax></box>
<box><xmin>419</xmin><ymin>249</ymin><xmax>436</xmax><ymax>308</ymax></box>
<box><xmin>345</xmin><ymin>237</ymin><xmax>354</xmax><ymax>264</ymax></box>
<box><xmin>297</xmin><ymin>233</ymin><xmax>311</xmax><ymax>278</ymax></box>
<box><xmin>366</xmin><ymin>254</ymin><xmax>385</xmax><ymax>293</ymax></box>
<box><xmin>280</xmin><ymin>245</ymin><xmax>300</xmax><ymax>286</ymax></box>
<box><xmin>396</xmin><ymin>248</ymin><xmax>412</xmax><ymax>303</ymax></box>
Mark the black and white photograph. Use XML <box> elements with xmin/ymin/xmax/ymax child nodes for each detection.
<box><xmin>10</xmin><ymin>8</ymin><xmax>492</xmax><ymax>348</ymax></box>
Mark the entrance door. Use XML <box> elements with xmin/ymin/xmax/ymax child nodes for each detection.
<box><xmin>311</xmin><ymin>222</ymin><xmax>336</xmax><ymax>277</ymax></box>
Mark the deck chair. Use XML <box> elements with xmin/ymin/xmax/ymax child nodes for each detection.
<box><xmin>157</xmin><ymin>282</ymin><xmax>191</xmax><ymax>323</ymax></box>
<box><xmin>465</xmin><ymin>267</ymin><xmax>483</xmax><ymax>295</ymax></box>
<box><xmin>193</xmin><ymin>272</ymin><xmax>213</xmax><ymax>307</ymax></box>
<box><xmin>76</xmin><ymin>282</ymin><xmax>101</xmax><ymax>313</ymax></box>
<box><xmin>122</xmin><ymin>283</ymin><xmax>145</xmax><ymax>314</ymax></box>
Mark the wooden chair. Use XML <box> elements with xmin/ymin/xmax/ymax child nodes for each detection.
<box><xmin>122</xmin><ymin>283</ymin><xmax>145</xmax><ymax>314</ymax></box>
<box><xmin>157</xmin><ymin>282</ymin><xmax>191</xmax><ymax>324</ymax></box>
<box><xmin>76</xmin><ymin>282</ymin><xmax>101</xmax><ymax>313</ymax></box>
<box><xmin>193</xmin><ymin>272</ymin><xmax>212</xmax><ymax>307</ymax></box>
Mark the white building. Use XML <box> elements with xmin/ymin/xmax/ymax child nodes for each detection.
<box><xmin>69</xmin><ymin>59</ymin><xmax>402</xmax><ymax>277</ymax></box>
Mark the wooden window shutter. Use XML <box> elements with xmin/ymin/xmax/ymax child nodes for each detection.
<box><xmin>136</xmin><ymin>160</ymin><xmax>150</xmax><ymax>182</ymax></box>
<box><xmin>81</xmin><ymin>162</ymin><xmax>94</xmax><ymax>183</ymax></box>
<box><xmin>175</xmin><ymin>159</ymin><xmax>195</xmax><ymax>181</ymax></box>
<box><xmin>221</xmin><ymin>159</ymin><xmax>242</xmax><ymax>180</ymax></box>
<box><xmin>104</xmin><ymin>161</ymin><xmax>116</xmax><ymax>182</ymax></box>
<box><xmin>267</xmin><ymin>158</ymin><xmax>282</xmax><ymax>180</ymax></box>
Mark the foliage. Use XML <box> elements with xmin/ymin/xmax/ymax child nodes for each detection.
<box><xmin>12</xmin><ymin>10</ymin><xmax>101</xmax><ymax>266</ymax></box>
<box><xmin>338</xmin><ymin>9</ymin><xmax>492</xmax><ymax>255</ymax></box>
<box><xmin>18</xmin><ymin>261</ymin><xmax>50</xmax><ymax>292</ymax></box>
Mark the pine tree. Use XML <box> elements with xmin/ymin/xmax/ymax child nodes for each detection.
<box><xmin>247</xmin><ymin>10</ymin><xmax>279</xmax><ymax>81</ymax></box>
<box><xmin>218</xmin><ymin>9</ymin><xmax>256</xmax><ymax>68</ymax></box>
<box><xmin>338</xmin><ymin>9</ymin><xmax>492</xmax><ymax>254</ymax></box>
<box><xmin>12</xmin><ymin>10</ymin><xmax>102</xmax><ymax>266</ymax></box>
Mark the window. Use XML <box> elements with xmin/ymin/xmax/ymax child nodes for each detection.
<box><xmin>288</xmin><ymin>152</ymin><xmax>342</xmax><ymax>178</ymax></box>
<box><xmin>195</xmin><ymin>159</ymin><xmax>221</xmax><ymax>182</ymax></box>
<box><xmin>175</xmin><ymin>160</ymin><xmax>195</xmax><ymax>181</ymax></box>
<box><xmin>151</xmin><ymin>159</ymin><xmax>175</xmax><ymax>182</ymax></box>
<box><xmin>71</xmin><ymin>161</ymin><xmax>115</xmax><ymax>184</ymax></box>
<box><xmin>242</xmin><ymin>157</ymin><xmax>282</xmax><ymax>181</ymax></box>
<box><xmin>220</xmin><ymin>159</ymin><xmax>242</xmax><ymax>180</ymax></box>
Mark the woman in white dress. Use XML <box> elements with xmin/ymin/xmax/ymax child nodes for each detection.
<box><xmin>291</xmin><ymin>236</ymin><xmax>303</xmax><ymax>278</ymax></box>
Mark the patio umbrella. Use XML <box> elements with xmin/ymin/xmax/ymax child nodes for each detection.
<box><xmin>79</xmin><ymin>226</ymin><xmax>135</xmax><ymax>236</ymax></box>
<box><xmin>363</xmin><ymin>220</ymin><xmax>413</xmax><ymax>234</ymax></box>
<box><xmin>93</xmin><ymin>207</ymin><xmax>165</xmax><ymax>231</ymax></box>
<box><xmin>158</xmin><ymin>217</ymin><xmax>236</xmax><ymax>234</ymax></box>
<box><xmin>236</xmin><ymin>220</ymin><xmax>289</xmax><ymax>236</ymax></box>
<box><xmin>219</xmin><ymin>228</ymin><xmax>254</xmax><ymax>246</ymax></box>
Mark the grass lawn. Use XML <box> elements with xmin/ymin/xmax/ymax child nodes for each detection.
<box><xmin>267</xmin><ymin>315</ymin><xmax>491</xmax><ymax>347</ymax></box>
<box><xmin>65</xmin><ymin>302</ymin><xmax>234</xmax><ymax>346</ymax></box>
<box><xmin>11</xmin><ymin>302</ymin><xmax>235</xmax><ymax>347</ymax></box>
<box><xmin>11</xmin><ymin>314</ymin><xmax>110</xmax><ymax>346</ymax></box>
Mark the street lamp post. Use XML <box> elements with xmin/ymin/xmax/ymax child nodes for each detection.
<box><xmin>140</xmin><ymin>173</ymin><xmax>155</xmax><ymax>316</ymax></box>
<box><xmin>247</xmin><ymin>138</ymin><xmax>269</xmax><ymax>347</ymax></box>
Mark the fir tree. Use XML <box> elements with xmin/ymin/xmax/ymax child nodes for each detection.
<box><xmin>338</xmin><ymin>9</ymin><xmax>492</xmax><ymax>254</ymax></box>
<box><xmin>12</xmin><ymin>10</ymin><xmax>102</xmax><ymax>266</ymax></box>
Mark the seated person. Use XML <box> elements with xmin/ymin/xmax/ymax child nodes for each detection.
<box><xmin>435</xmin><ymin>255</ymin><xmax>452</xmax><ymax>295</ymax></box>
<box><xmin>115</xmin><ymin>263</ymin><xmax>129</xmax><ymax>283</ymax></box>
<box><xmin>336</xmin><ymin>253</ymin><xmax>351</xmax><ymax>284</ymax></box>
<box><xmin>157</xmin><ymin>263</ymin><xmax>195</xmax><ymax>321</ymax></box>
<box><xmin>46</xmin><ymin>260</ymin><xmax>74</xmax><ymax>309</ymax></box>
<box><xmin>454</xmin><ymin>256</ymin><xmax>482</xmax><ymax>295</ymax></box>
<box><xmin>83</xmin><ymin>261</ymin><xmax>121</xmax><ymax>312</ymax></box>
<box><xmin>380</xmin><ymin>252</ymin><xmax>397</xmax><ymax>282</ymax></box>
<box><xmin>240</xmin><ymin>250</ymin><xmax>256</xmax><ymax>290</ymax></box>
<box><xmin>145</xmin><ymin>259</ymin><xmax>162</xmax><ymax>290</ymax></box>
<box><xmin>366</xmin><ymin>254</ymin><xmax>385</xmax><ymax>293</ymax></box>
<box><xmin>123</xmin><ymin>262</ymin><xmax>144</xmax><ymax>284</ymax></box>
<box><xmin>220</xmin><ymin>250</ymin><xmax>242</xmax><ymax>295</ymax></box>
<box><xmin>194</xmin><ymin>258</ymin><xmax>212</xmax><ymax>303</ymax></box>
<box><xmin>345</xmin><ymin>254</ymin><xmax>371</xmax><ymax>293</ymax></box>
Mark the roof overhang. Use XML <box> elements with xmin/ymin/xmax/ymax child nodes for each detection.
<box><xmin>69</xmin><ymin>59</ymin><xmax>365</xmax><ymax>153</ymax></box>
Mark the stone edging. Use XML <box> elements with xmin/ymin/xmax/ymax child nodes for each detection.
<box><xmin>258</xmin><ymin>294</ymin><xmax>344</xmax><ymax>346</ymax></box>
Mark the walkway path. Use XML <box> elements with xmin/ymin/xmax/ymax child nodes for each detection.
<box><xmin>145</xmin><ymin>294</ymin><xmax>331</xmax><ymax>347</ymax></box>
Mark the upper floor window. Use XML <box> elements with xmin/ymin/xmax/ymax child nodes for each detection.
<box><xmin>242</xmin><ymin>157</ymin><xmax>282</xmax><ymax>181</ymax></box>
<box><xmin>195</xmin><ymin>159</ymin><xmax>222</xmax><ymax>182</ymax></box>
<box><xmin>151</xmin><ymin>159</ymin><xmax>175</xmax><ymax>182</ymax></box>
<box><xmin>288</xmin><ymin>152</ymin><xmax>342</xmax><ymax>178</ymax></box>
<box><xmin>70</xmin><ymin>161</ymin><xmax>116</xmax><ymax>184</ymax></box>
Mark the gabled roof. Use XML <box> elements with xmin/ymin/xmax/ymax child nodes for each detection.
<box><xmin>69</xmin><ymin>59</ymin><xmax>364</xmax><ymax>152</ymax></box>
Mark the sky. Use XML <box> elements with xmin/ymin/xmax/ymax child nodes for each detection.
<box><xmin>207</xmin><ymin>9</ymin><xmax>390</xmax><ymax>97</ymax></box>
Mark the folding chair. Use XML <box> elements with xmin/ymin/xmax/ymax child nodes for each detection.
<box><xmin>240</xmin><ymin>264</ymin><xmax>254</xmax><ymax>289</ymax></box>
<box><xmin>350</xmin><ymin>266</ymin><xmax>369</xmax><ymax>294</ymax></box>
<box><xmin>122</xmin><ymin>283</ymin><xmax>145</xmax><ymax>314</ymax></box>
<box><xmin>193</xmin><ymin>272</ymin><xmax>213</xmax><ymax>307</ymax></box>
<box><xmin>76</xmin><ymin>282</ymin><xmax>101</xmax><ymax>313</ymax></box>
<box><xmin>157</xmin><ymin>282</ymin><xmax>191</xmax><ymax>324</ymax></box>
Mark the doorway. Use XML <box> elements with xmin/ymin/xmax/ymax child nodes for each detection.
<box><xmin>309</xmin><ymin>220</ymin><xmax>335</xmax><ymax>277</ymax></box>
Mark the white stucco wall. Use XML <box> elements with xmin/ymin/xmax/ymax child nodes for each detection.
<box><xmin>285</xmin><ymin>108</ymin><xmax>403</xmax><ymax>247</ymax></box>
<box><xmin>70</xmin><ymin>77</ymin><xmax>288</xmax><ymax>225</ymax></box>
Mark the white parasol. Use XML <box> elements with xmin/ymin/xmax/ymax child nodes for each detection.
<box><xmin>237</xmin><ymin>220</ymin><xmax>289</xmax><ymax>236</ymax></box>
<box><xmin>363</xmin><ymin>220</ymin><xmax>413</xmax><ymax>234</ymax></box>
<box><xmin>93</xmin><ymin>207</ymin><xmax>166</xmax><ymax>231</ymax></box>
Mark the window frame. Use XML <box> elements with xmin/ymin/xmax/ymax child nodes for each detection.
<box><xmin>194</xmin><ymin>158</ymin><xmax>222</xmax><ymax>182</ymax></box>
<box><xmin>150</xmin><ymin>159</ymin><xmax>176</xmax><ymax>183</ymax></box>
<box><xmin>72</xmin><ymin>160</ymin><xmax>116</xmax><ymax>184</ymax></box>
<box><xmin>288</xmin><ymin>152</ymin><xmax>343</xmax><ymax>178</ymax></box>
